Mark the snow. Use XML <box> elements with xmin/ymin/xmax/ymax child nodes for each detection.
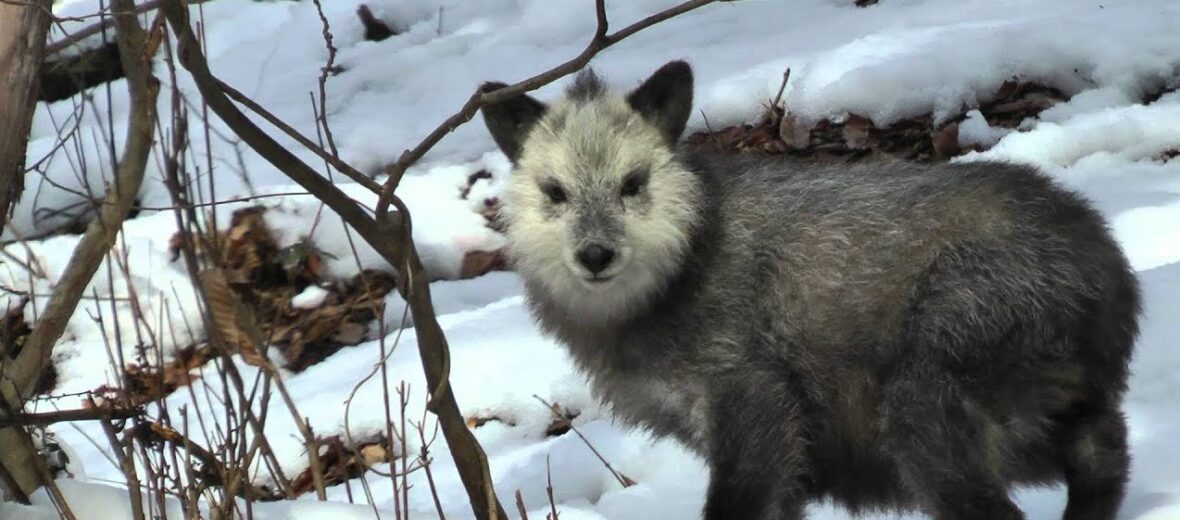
<box><xmin>965</xmin><ymin>93</ymin><xmax>1180</xmax><ymax>170</ymax></box>
<box><xmin>957</xmin><ymin>110</ymin><xmax>1011</xmax><ymax>149</ymax></box>
<box><xmin>3</xmin><ymin>0</ymin><xmax>1180</xmax><ymax>518</ymax></box>
<box><xmin>290</xmin><ymin>285</ymin><xmax>330</xmax><ymax>309</ymax></box>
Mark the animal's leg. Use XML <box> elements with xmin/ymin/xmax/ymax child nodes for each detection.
<box><xmin>1058</xmin><ymin>404</ymin><xmax>1130</xmax><ymax>520</ymax></box>
<box><xmin>882</xmin><ymin>371</ymin><xmax>1025</xmax><ymax>520</ymax></box>
<box><xmin>703</xmin><ymin>374</ymin><xmax>808</xmax><ymax>520</ymax></box>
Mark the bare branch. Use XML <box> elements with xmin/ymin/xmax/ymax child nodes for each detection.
<box><xmin>43</xmin><ymin>0</ymin><xmax>214</xmax><ymax>56</ymax></box>
<box><xmin>373</xmin><ymin>0</ymin><xmax>719</xmax><ymax>218</ymax></box>
<box><xmin>0</xmin><ymin>406</ymin><xmax>142</xmax><ymax>428</ymax></box>
<box><xmin>210</xmin><ymin>53</ymin><xmax>380</xmax><ymax>193</ymax></box>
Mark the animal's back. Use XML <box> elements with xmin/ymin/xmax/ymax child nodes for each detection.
<box><xmin>702</xmin><ymin>155</ymin><xmax>1133</xmax><ymax>364</ymax></box>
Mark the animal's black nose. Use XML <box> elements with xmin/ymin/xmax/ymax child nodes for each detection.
<box><xmin>577</xmin><ymin>245</ymin><xmax>616</xmax><ymax>275</ymax></box>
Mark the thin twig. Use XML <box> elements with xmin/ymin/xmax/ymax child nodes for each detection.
<box><xmin>101</xmin><ymin>419</ymin><xmax>146</xmax><ymax>520</ymax></box>
<box><xmin>545</xmin><ymin>455</ymin><xmax>559</xmax><ymax>520</ymax></box>
<box><xmin>416</xmin><ymin>410</ymin><xmax>446</xmax><ymax>520</ymax></box>
<box><xmin>515</xmin><ymin>490</ymin><xmax>529</xmax><ymax>520</ymax></box>
<box><xmin>534</xmin><ymin>396</ymin><xmax>633</xmax><ymax>489</ymax></box>
<box><xmin>771</xmin><ymin>68</ymin><xmax>791</xmax><ymax>109</ymax></box>
<box><xmin>310</xmin><ymin>0</ymin><xmax>341</xmax><ymax>158</ymax></box>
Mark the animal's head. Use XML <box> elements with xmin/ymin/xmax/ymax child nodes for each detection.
<box><xmin>481</xmin><ymin>61</ymin><xmax>703</xmax><ymax>321</ymax></box>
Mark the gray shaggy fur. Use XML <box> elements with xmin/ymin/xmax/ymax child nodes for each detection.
<box><xmin>480</xmin><ymin>61</ymin><xmax>1140</xmax><ymax>520</ymax></box>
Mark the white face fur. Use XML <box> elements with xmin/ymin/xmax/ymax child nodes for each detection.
<box><xmin>483</xmin><ymin>62</ymin><xmax>702</xmax><ymax>322</ymax></box>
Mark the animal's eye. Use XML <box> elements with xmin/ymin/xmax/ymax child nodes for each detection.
<box><xmin>540</xmin><ymin>183</ymin><xmax>567</xmax><ymax>204</ymax></box>
<box><xmin>620</xmin><ymin>170</ymin><xmax>647</xmax><ymax>197</ymax></box>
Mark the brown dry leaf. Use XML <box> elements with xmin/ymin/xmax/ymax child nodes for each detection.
<box><xmin>717</xmin><ymin>125</ymin><xmax>749</xmax><ymax>150</ymax></box>
<box><xmin>535</xmin><ymin>401</ymin><xmax>581</xmax><ymax>437</ymax></box>
<box><xmin>467</xmin><ymin>415</ymin><xmax>506</xmax><ymax>429</ymax></box>
<box><xmin>778</xmin><ymin>113</ymin><xmax>812</xmax><ymax>149</ymax></box>
<box><xmin>991</xmin><ymin>92</ymin><xmax>1056</xmax><ymax>115</ymax></box>
<box><xmin>95</xmin><ymin>205</ymin><xmax>404</xmax><ymax>401</ymax></box>
<box><xmin>979</xmin><ymin>81</ymin><xmax>1066</xmax><ymax>128</ymax></box>
<box><xmin>100</xmin><ymin>345</ymin><xmax>215</xmax><ymax>407</ymax></box>
<box><xmin>544</xmin><ymin>412</ymin><xmax>576</xmax><ymax>437</ymax></box>
<box><xmin>331</xmin><ymin>322</ymin><xmax>367</xmax><ymax>345</ymax></box>
<box><xmin>993</xmin><ymin>79</ymin><xmax>1020</xmax><ymax>100</ymax></box>
<box><xmin>460</xmin><ymin>249</ymin><xmax>507</xmax><ymax>279</ymax></box>
<box><xmin>931</xmin><ymin>122</ymin><xmax>960</xmax><ymax>159</ymax></box>
<box><xmin>198</xmin><ymin>269</ymin><xmax>245</xmax><ymax>349</ymax></box>
<box><xmin>227</xmin><ymin>222</ymin><xmax>251</xmax><ymax>242</ymax></box>
<box><xmin>357</xmin><ymin>4</ymin><xmax>397</xmax><ymax>42</ymax></box>
<box><xmin>842</xmin><ymin>114</ymin><xmax>874</xmax><ymax>150</ymax></box>
<box><xmin>166</xmin><ymin>232</ymin><xmax>186</xmax><ymax>262</ymax></box>
<box><xmin>304</xmin><ymin>251</ymin><xmax>323</xmax><ymax>279</ymax></box>
<box><xmin>217</xmin><ymin>206</ymin><xmax>277</xmax><ymax>279</ymax></box>
<box><xmin>359</xmin><ymin>443</ymin><xmax>389</xmax><ymax>466</ymax></box>
<box><xmin>179</xmin><ymin>208</ymin><xmax>391</xmax><ymax>372</ymax></box>
<box><xmin>290</xmin><ymin>435</ymin><xmax>390</xmax><ymax>497</ymax></box>
<box><xmin>274</xmin><ymin>272</ymin><xmax>397</xmax><ymax>371</ymax></box>
<box><xmin>199</xmin><ymin>268</ymin><xmax>268</xmax><ymax>368</ymax></box>
<box><xmin>1</xmin><ymin>297</ymin><xmax>30</xmax><ymax>356</ymax></box>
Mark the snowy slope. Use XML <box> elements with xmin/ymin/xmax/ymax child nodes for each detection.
<box><xmin>4</xmin><ymin>0</ymin><xmax>1180</xmax><ymax>518</ymax></box>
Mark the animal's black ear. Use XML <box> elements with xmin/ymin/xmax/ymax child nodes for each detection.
<box><xmin>480</xmin><ymin>82</ymin><xmax>547</xmax><ymax>163</ymax></box>
<box><xmin>626</xmin><ymin>60</ymin><xmax>693</xmax><ymax>145</ymax></box>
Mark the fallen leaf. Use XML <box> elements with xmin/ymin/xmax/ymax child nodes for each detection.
<box><xmin>842</xmin><ymin>114</ymin><xmax>874</xmax><ymax>150</ymax></box>
<box><xmin>460</xmin><ymin>249</ymin><xmax>507</xmax><ymax>279</ymax></box>
<box><xmin>931</xmin><ymin>122</ymin><xmax>960</xmax><ymax>159</ymax></box>
<box><xmin>778</xmin><ymin>113</ymin><xmax>812</xmax><ymax>149</ymax></box>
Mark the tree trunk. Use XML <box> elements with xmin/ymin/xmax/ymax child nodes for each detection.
<box><xmin>0</xmin><ymin>0</ymin><xmax>52</xmax><ymax>229</ymax></box>
<box><xmin>0</xmin><ymin>0</ymin><xmax>54</xmax><ymax>503</ymax></box>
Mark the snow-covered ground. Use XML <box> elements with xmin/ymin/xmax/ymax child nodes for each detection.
<box><xmin>3</xmin><ymin>0</ymin><xmax>1180</xmax><ymax>518</ymax></box>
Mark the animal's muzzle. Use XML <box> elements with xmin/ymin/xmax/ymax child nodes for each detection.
<box><xmin>577</xmin><ymin>244</ymin><xmax>616</xmax><ymax>275</ymax></box>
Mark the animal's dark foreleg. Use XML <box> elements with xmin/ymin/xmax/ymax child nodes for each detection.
<box><xmin>703</xmin><ymin>374</ymin><xmax>808</xmax><ymax>520</ymax></box>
